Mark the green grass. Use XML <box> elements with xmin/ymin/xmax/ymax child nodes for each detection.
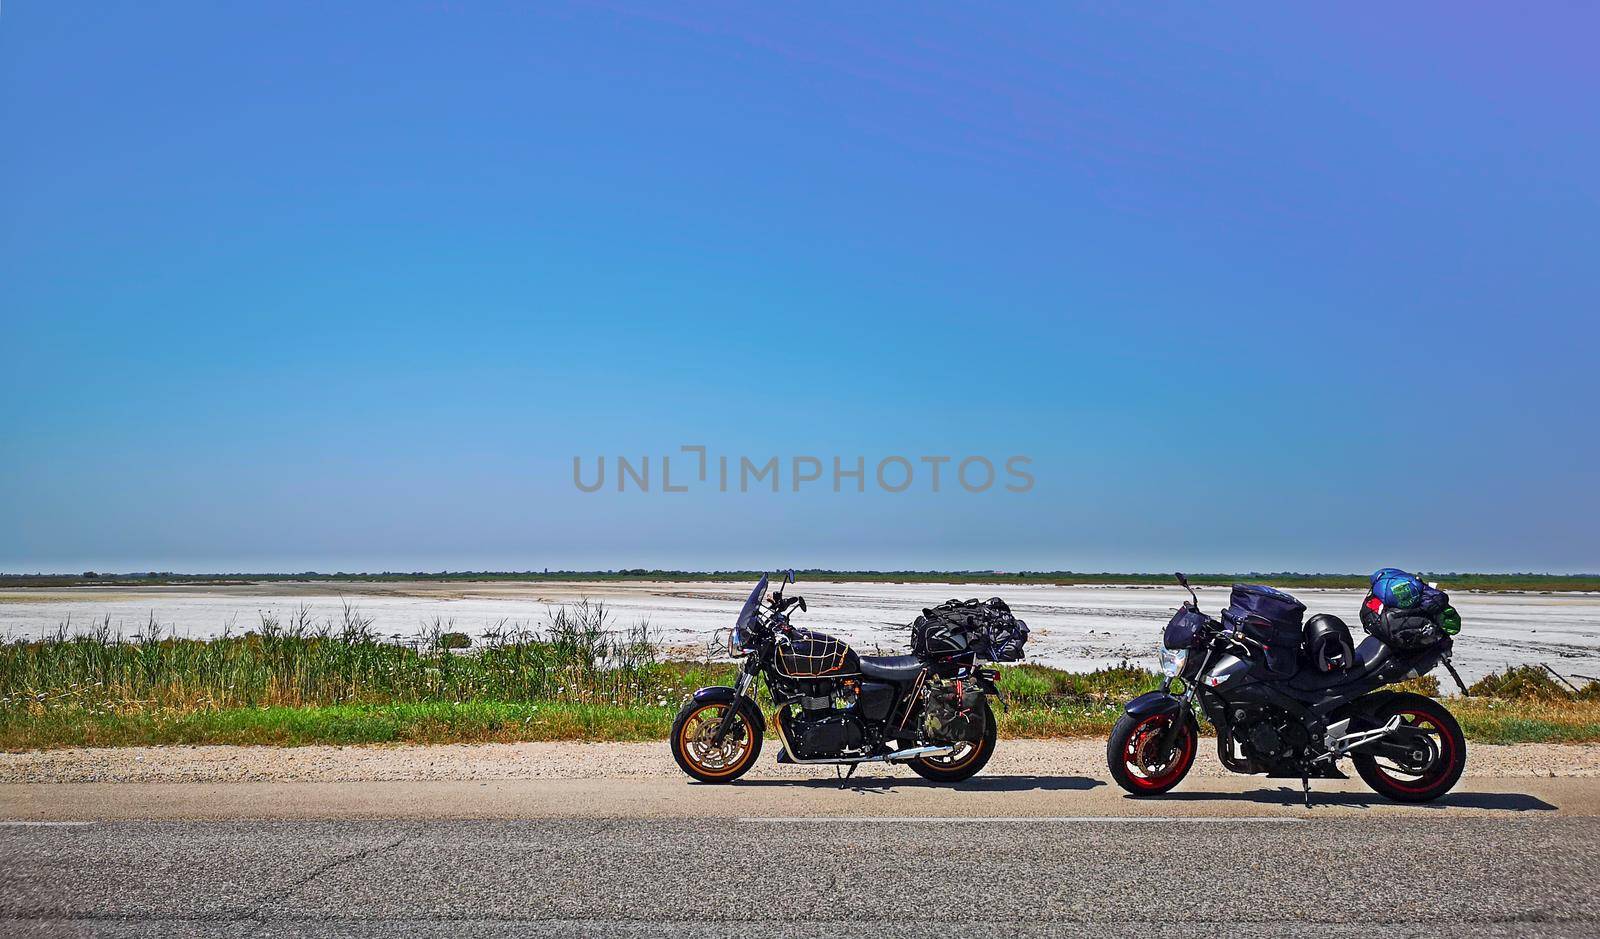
<box><xmin>7</xmin><ymin>695</ymin><xmax>1598</xmax><ymax>748</ymax></box>
<box><xmin>1452</xmin><ymin>704</ymin><xmax>1600</xmax><ymax>744</ymax></box>
<box><xmin>3</xmin><ymin>609</ymin><xmax>1599</xmax><ymax>749</ymax></box>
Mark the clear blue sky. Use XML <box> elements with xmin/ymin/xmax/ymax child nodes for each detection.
<box><xmin>2</xmin><ymin>3</ymin><xmax>1596</xmax><ymax>574</ymax></box>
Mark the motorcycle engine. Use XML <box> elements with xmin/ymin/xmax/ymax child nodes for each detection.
<box><xmin>783</xmin><ymin>680</ymin><xmax>865</xmax><ymax>760</ymax></box>
<box><xmin>1233</xmin><ymin>706</ymin><xmax>1310</xmax><ymax>763</ymax></box>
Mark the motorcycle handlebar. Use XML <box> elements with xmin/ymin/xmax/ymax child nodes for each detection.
<box><xmin>1194</xmin><ymin>614</ymin><xmax>1261</xmax><ymax>654</ymax></box>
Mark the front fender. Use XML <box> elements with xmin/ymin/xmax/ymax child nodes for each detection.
<box><xmin>1124</xmin><ymin>689</ymin><xmax>1185</xmax><ymax>720</ymax></box>
<box><xmin>691</xmin><ymin>685</ymin><xmax>766</xmax><ymax>737</ymax></box>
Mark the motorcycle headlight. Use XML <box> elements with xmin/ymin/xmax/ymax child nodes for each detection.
<box><xmin>1159</xmin><ymin>645</ymin><xmax>1188</xmax><ymax>678</ymax></box>
<box><xmin>730</xmin><ymin>624</ymin><xmax>755</xmax><ymax>654</ymax></box>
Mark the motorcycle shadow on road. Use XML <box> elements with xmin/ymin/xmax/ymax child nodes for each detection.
<box><xmin>731</xmin><ymin>775</ymin><xmax>1105</xmax><ymax>793</ymax></box>
<box><xmin>1146</xmin><ymin>788</ymin><xmax>1557</xmax><ymax>811</ymax></box>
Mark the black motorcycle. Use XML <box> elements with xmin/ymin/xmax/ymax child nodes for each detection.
<box><xmin>1107</xmin><ymin>573</ymin><xmax>1468</xmax><ymax>804</ymax></box>
<box><xmin>670</xmin><ymin>571</ymin><xmax>1001</xmax><ymax>784</ymax></box>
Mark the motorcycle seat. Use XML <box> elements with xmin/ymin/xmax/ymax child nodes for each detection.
<box><xmin>1285</xmin><ymin>636</ymin><xmax>1395</xmax><ymax>693</ymax></box>
<box><xmin>859</xmin><ymin>654</ymin><xmax>926</xmax><ymax>682</ymax></box>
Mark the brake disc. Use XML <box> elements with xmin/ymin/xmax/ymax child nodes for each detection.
<box><xmin>1133</xmin><ymin>728</ymin><xmax>1175</xmax><ymax>775</ymax></box>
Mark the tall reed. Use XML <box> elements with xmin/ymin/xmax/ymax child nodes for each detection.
<box><xmin>0</xmin><ymin>600</ymin><xmax>676</xmax><ymax>714</ymax></box>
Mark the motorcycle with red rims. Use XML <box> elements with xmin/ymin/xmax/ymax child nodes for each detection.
<box><xmin>669</xmin><ymin>571</ymin><xmax>1001</xmax><ymax>784</ymax></box>
<box><xmin>1107</xmin><ymin>573</ymin><xmax>1468</xmax><ymax>804</ymax></box>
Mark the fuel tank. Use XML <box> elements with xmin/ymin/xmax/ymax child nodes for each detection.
<box><xmin>774</xmin><ymin>628</ymin><xmax>861</xmax><ymax>678</ymax></box>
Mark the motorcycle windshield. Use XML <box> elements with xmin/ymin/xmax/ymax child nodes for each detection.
<box><xmin>736</xmin><ymin>574</ymin><xmax>769</xmax><ymax>629</ymax></box>
<box><xmin>1164</xmin><ymin>605</ymin><xmax>1209</xmax><ymax>649</ymax></box>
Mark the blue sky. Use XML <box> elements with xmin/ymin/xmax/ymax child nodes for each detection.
<box><xmin>2</xmin><ymin>3</ymin><xmax>1596</xmax><ymax>574</ymax></box>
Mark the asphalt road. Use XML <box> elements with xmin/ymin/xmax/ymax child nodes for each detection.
<box><xmin>3</xmin><ymin>771</ymin><xmax>1598</xmax><ymax>938</ymax></box>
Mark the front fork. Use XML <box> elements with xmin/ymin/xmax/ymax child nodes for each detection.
<box><xmin>1158</xmin><ymin>684</ymin><xmax>1197</xmax><ymax>753</ymax></box>
<box><xmin>711</xmin><ymin>664</ymin><xmax>757</xmax><ymax>745</ymax></box>
<box><xmin>1156</xmin><ymin>645</ymin><xmax>1212</xmax><ymax>752</ymax></box>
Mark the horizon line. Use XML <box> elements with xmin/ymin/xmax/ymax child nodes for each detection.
<box><xmin>3</xmin><ymin>569</ymin><xmax>1598</xmax><ymax>580</ymax></box>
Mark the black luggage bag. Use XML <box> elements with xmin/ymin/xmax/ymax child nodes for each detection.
<box><xmin>910</xmin><ymin>597</ymin><xmax>1028</xmax><ymax>662</ymax></box>
<box><xmin>1222</xmin><ymin>583</ymin><xmax>1306</xmax><ymax>676</ymax></box>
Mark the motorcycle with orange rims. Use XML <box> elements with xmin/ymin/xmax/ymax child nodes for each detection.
<box><xmin>670</xmin><ymin>571</ymin><xmax>1001</xmax><ymax>784</ymax></box>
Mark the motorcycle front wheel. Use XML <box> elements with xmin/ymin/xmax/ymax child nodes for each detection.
<box><xmin>904</xmin><ymin>698</ymin><xmax>998</xmax><ymax>783</ymax></box>
<box><xmin>670</xmin><ymin>700</ymin><xmax>762</xmax><ymax>783</ymax></box>
<box><xmin>1351</xmin><ymin>695</ymin><xmax>1466</xmax><ymax>803</ymax></box>
<box><xmin>1106</xmin><ymin>710</ymin><xmax>1198</xmax><ymax>796</ymax></box>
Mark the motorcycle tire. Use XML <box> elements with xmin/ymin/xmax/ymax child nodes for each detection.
<box><xmin>904</xmin><ymin>698</ymin><xmax>997</xmax><ymax>783</ymax></box>
<box><xmin>1106</xmin><ymin>709</ymin><xmax>1198</xmax><ymax>796</ymax></box>
<box><xmin>1351</xmin><ymin>694</ymin><xmax>1466</xmax><ymax>803</ymax></box>
<box><xmin>670</xmin><ymin>699</ymin><xmax>762</xmax><ymax>784</ymax></box>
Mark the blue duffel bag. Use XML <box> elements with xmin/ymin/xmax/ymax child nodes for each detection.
<box><xmin>1371</xmin><ymin>568</ymin><xmax>1426</xmax><ymax>609</ymax></box>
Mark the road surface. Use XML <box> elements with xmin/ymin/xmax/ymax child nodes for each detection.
<box><xmin>2</xmin><ymin>743</ymin><xmax>1597</xmax><ymax>937</ymax></box>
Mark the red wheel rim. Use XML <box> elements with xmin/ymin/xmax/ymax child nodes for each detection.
<box><xmin>1370</xmin><ymin>708</ymin><xmax>1457</xmax><ymax>793</ymax></box>
<box><xmin>1122</xmin><ymin>713</ymin><xmax>1195</xmax><ymax>790</ymax></box>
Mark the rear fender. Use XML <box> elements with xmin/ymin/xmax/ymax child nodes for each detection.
<box><xmin>691</xmin><ymin>685</ymin><xmax>766</xmax><ymax>738</ymax></box>
<box><xmin>973</xmin><ymin>667</ymin><xmax>1004</xmax><ymax>709</ymax></box>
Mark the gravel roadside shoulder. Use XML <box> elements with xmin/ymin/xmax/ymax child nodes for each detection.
<box><xmin>3</xmin><ymin>739</ymin><xmax>1598</xmax><ymax>785</ymax></box>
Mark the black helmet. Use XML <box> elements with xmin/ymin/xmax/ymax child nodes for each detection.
<box><xmin>1303</xmin><ymin>613</ymin><xmax>1355</xmax><ymax>673</ymax></box>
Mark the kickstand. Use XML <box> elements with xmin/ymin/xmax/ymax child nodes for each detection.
<box><xmin>1301</xmin><ymin>773</ymin><xmax>1312</xmax><ymax>809</ymax></box>
<box><xmin>836</xmin><ymin>763</ymin><xmax>859</xmax><ymax>788</ymax></box>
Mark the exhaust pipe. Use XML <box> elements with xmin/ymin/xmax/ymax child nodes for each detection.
<box><xmin>771</xmin><ymin>705</ymin><xmax>957</xmax><ymax>766</ymax></box>
<box><xmin>779</xmin><ymin>744</ymin><xmax>958</xmax><ymax>766</ymax></box>
<box><xmin>879</xmin><ymin>744</ymin><xmax>955</xmax><ymax>762</ymax></box>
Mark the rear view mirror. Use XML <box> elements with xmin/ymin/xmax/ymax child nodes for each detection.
<box><xmin>1176</xmin><ymin>572</ymin><xmax>1199</xmax><ymax>608</ymax></box>
<box><xmin>784</xmin><ymin>569</ymin><xmax>796</xmax><ymax>585</ymax></box>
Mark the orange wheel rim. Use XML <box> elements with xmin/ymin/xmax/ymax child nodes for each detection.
<box><xmin>921</xmin><ymin>735</ymin><xmax>986</xmax><ymax>769</ymax></box>
<box><xmin>679</xmin><ymin>704</ymin><xmax>753</xmax><ymax>777</ymax></box>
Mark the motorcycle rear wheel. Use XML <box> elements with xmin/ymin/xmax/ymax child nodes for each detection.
<box><xmin>1352</xmin><ymin>695</ymin><xmax>1466</xmax><ymax>803</ymax></box>
<box><xmin>670</xmin><ymin>700</ymin><xmax>762</xmax><ymax>783</ymax></box>
<box><xmin>904</xmin><ymin>698</ymin><xmax>997</xmax><ymax>783</ymax></box>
